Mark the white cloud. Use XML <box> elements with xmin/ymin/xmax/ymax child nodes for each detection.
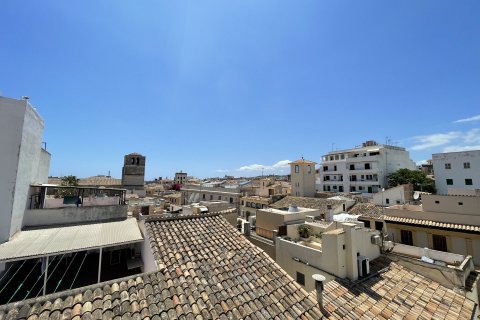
<box><xmin>415</xmin><ymin>159</ymin><xmax>428</xmax><ymax>165</ymax></box>
<box><xmin>464</xmin><ymin>128</ymin><xmax>480</xmax><ymax>144</ymax></box>
<box><xmin>410</xmin><ymin>131</ymin><xmax>461</xmax><ymax>150</ymax></box>
<box><xmin>454</xmin><ymin>115</ymin><xmax>480</xmax><ymax>123</ymax></box>
<box><xmin>238</xmin><ymin>160</ymin><xmax>291</xmax><ymax>172</ymax></box>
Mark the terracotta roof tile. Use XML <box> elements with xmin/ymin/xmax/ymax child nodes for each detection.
<box><xmin>322</xmin><ymin>256</ymin><xmax>476</xmax><ymax>319</ymax></box>
<box><xmin>0</xmin><ymin>214</ymin><xmax>320</xmax><ymax>319</ymax></box>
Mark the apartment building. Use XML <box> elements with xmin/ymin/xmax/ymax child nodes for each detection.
<box><xmin>317</xmin><ymin>140</ymin><xmax>416</xmax><ymax>194</ymax></box>
<box><xmin>174</xmin><ymin>171</ymin><xmax>187</xmax><ymax>185</ymax></box>
<box><xmin>433</xmin><ymin>150</ymin><xmax>480</xmax><ymax>194</ymax></box>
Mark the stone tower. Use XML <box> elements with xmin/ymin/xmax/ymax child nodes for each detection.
<box><xmin>290</xmin><ymin>158</ymin><xmax>317</xmax><ymax>197</ymax></box>
<box><xmin>122</xmin><ymin>153</ymin><xmax>146</xmax><ymax>193</ymax></box>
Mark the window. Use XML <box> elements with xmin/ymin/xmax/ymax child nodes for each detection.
<box><xmin>296</xmin><ymin>272</ymin><xmax>305</xmax><ymax>286</ymax></box>
<box><xmin>350</xmin><ymin>186</ymin><xmax>356</xmax><ymax>192</ymax></box>
<box><xmin>349</xmin><ymin>164</ymin><xmax>355</xmax><ymax>170</ymax></box>
<box><xmin>465</xmin><ymin>179</ymin><xmax>473</xmax><ymax>185</ymax></box>
<box><xmin>401</xmin><ymin>230</ymin><xmax>413</xmax><ymax>246</ymax></box>
<box><xmin>308</xmin><ymin>165</ymin><xmax>311</xmax><ymax>173</ymax></box>
<box><xmin>432</xmin><ymin>235</ymin><xmax>447</xmax><ymax>252</ymax></box>
<box><xmin>334</xmin><ymin>165</ymin><xmax>337</xmax><ymax>171</ymax></box>
<box><xmin>365</xmin><ymin>163</ymin><xmax>371</xmax><ymax>170</ymax></box>
<box><xmin>210</xmin><ymin>195</ymin><xmax>213</xmax><ymax>200</ymax></box>
<box><xmin>335</xmin><ymin>155</ymin><xmax>339</xmax><ymax>160</ymax></box>
<box><xmin>435</xmin><ymin>200</ymin><xmax>440</xmax><ymax>204</ymax></box>
<box><xmin>323</xmin><ymin>166</ymin><xmax>328</xmax><ymax>171</ymax></box>
<box><xmin>363</xmin><ymin>220</ymin><xmax>371</xmax><ymax>228</ymax></box>
<box><xmin>458</xmin><ymin>202</ymin><xmax>463</xmax><ymax>206</ymax></box>
<box><xmin>202</xmin><ymin>194</ymin><xmax>205</xmax><ymax>199</ymax></box>
<box><xmin>340</xmin><ymin>154</ymin><xmax>345</xmax><ymax>159</ymax></box>
<box><xmin>330</xmin><ymin>156</ymin><xmax>334</xmax><ymax>161</ymax></box>
<box><xmin>445</xmin><ymin>163</ymin><xmax>451</xmax><ymax>169</ymax></box>
<box><xmin>295</xmin><ymin>165</ymin><xmax>299</xmax><ymax>173</ymax></box>
<box><xmin>359</xmin><ymin>186</ymin><xmax>363</xmax><ymax>190</ymax></box>
<box><xmin>218</xmin><ymin>196</ymin><xmax>221</xmax><ymax>200</ymax></box>
<box><xmin>230</xmin><ymin>197</ymin><xmax>233</xmax><ymax>203</ymax></box>
<box><xmin>464</xmin><ymin>162</ymin><xmax>470</xmax><ymax>169</ymax></box>
<box><xmin>333</xmin><ymin>185</ymin><xmax>337</xmax><ymax>189</ymax></box>
<box><xmin>385</xmin><ymin>198</ymin><xmax>390</xmax><ymax>204</ymax></box>
<box><xmin>375</xmin><ymin>221</ymin><xmax>383</xmax><ymax>231</ymax></box>
<box><xmin>446</xmin><ymin>179</ymin><xmax>453</xmax><ymax>185</ymax></box>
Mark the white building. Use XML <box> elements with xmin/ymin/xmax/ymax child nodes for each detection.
<box><xmin>432</xmin><ymin>150</ymin><xmax>480</xmax><ymax>195</ymax></box>
<box><xmin>0</xmin><ymin>96</ymin><xmax>51</xmax><ymax>243</ymax></box>
<box><xmin>317</xmin><ymin>140</ymin><xmax>416</xmax><ymax>194</ymax></box>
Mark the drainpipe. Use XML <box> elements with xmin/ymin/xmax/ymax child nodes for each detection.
<box><xmin>312</xmin><ymin>274</ymin><xmax>326</xmax><ymax>313</ymax></box>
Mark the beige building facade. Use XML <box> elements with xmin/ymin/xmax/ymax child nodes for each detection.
<box><xmin>290</xmin><ymin>158</ymin><xmax>316</xmax><ymax>197</ymax></box>
<box><xmin>384</xmin><ymin>193</ymin><xmax>480</xmax><ymax>265</ymax></box>
<box><xmin>276</xmin><ymin>221</ymin><xmax>381</xmax><ymax>291</ymax></box>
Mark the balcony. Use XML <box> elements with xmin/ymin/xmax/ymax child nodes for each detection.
<box><xmin>26</xmin><ymin>185</ymin><xmax>128</xmax><ymax>227</ymax></box>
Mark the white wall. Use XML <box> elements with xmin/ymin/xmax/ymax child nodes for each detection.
<box><xmin>0</xmin><ymin>98</ymin><xmax>25</xmax><ymax>243</ymax></box>
<box><xmin>433</xmin><ymin>150</ymin><xmax>480</xmax><ymax>195</ymax></box>
<box><xmin>11</xmin><ymin>105</ymin><xmax>45</xmax><ymax>238</ymax></box>
<box><xmin>373</xmin><ymin>185</ymin><xmax>407</xmax><ymax>206</ymax></box>
<box><xmin>0</xmin><ymin>97</ymin><xmax>45</xmax><ymax>242</ymax></box>
<box><xmin>34</xmin><ymin>149</ymin><xmax>51</xmax><ymax>184</ymax></box>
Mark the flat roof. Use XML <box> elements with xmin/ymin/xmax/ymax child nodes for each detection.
<box><xmin>0</xmin><ymin>218</ymin><xmax>143</xmax><ymax>262</ymax></box>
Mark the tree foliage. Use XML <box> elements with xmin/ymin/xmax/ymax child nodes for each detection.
<box><xmin>61</xmin><ymin>175</ymin><xmax>79</xmax><ymax>186</ymax></box>
<box><xmin>387</xmin><ymin>169</ymin><xmax>435</xmax><ymax>193</ymax></box>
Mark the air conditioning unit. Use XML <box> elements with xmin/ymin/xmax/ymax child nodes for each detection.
<box><xmin>371</xmin><ymin>234</ymin><xmax>381</xmax><ymax>245</ymax></box>
<box><xmin>305</xmin><ymin>215</ymin><xmax>314</xmax><ymax>223</ymax></box>
<box><xmin>357</xmin><ymin>256</ymin><xmax>370</xmax><ymax>278</ymax></box>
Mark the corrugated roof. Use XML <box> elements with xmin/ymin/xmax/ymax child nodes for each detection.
<box><xmin>0</xmin><ymin>218</ymin><xmax>143</xmax><ymax>262</ymax></box>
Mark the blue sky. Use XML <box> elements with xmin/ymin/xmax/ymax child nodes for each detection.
<box><xmin>1</xmin><ymin>1</ymin><xmax>479</xmax><ymax>179</ymax></box>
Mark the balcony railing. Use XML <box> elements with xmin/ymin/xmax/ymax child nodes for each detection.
<box><xmin>29</xmin><ymin>185</ymin><xmax>127</xmax><ymax>209</ymax></box>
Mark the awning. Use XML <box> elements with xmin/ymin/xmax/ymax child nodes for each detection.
<box><xmin>0</xmin><ymin>218</ymin><xmax>143</xmax><ymax>262</ymax></box>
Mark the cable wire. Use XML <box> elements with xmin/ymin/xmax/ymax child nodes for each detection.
<box><xmin>34</xmin><ymin>254</ymin><xmax>66</xmax><ymax>298</ymax></box>
<box><xmin>69</xmin><ymin>251</ymin><xmax>88</xmax><ymax>290</ymax></box>
<box><xmin>53</xmin><ymin>252</ymin><xmax>78</xmax><ymax>293</ymax></box>
<box><xmin>0</xmin><ymin>259</ymin><xmax>27</xmax><ymax>295</ymax></box>
<box><xmin>22</xmin><ymin>255</ymin><xmax>58</xmax><ymax>301</ymax></box>
<box><xmin>0</xmin><ymin>262</ymin><xmax>16</xmax><ymax>283</ymax></box>
<box><xmin>7</xmin><ymin>260</ymin><xmax>40</xmax><ymax>304</ymax></box>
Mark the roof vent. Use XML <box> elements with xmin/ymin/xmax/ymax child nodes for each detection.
<box><xmin>288</xmin><ymin>205</ymin><xmax>299</xmax><ymax>213</ymax></box>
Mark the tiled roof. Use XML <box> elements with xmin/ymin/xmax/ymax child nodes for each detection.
<box><xmin>384</xmin><ymin>215</ymin><xmax>480</xmax><ymax>233</ymax></box>
<box><xmin>0</xmin><ymin>214</ymin><xmax>322</xmax><ymax>319</ymax></box>
<box><xmin>78</xmin><ymin>177</ymin><xmax>122</xmax><ymax>187</ymax></box>
<box><xmin>348</xmin><ymin>203</ymin><xmax>384</xmax><ymax>219</ymax></box>
<box><xmin>145</xmin><ymin>214</ymin><xmax>322</xmax><ymax>319</ymax></box>
<box><xmin>323</xmin><ymin>256</ymin><xmax>476</xmax><ymax>319</ymax></box>
<box><xmin>290</xmin><ymin>159</ymin><xmax>317</xmax><ymax>164</ymax></box>
<box><xmin>271</xmin><ymin>196</ymin><xmax>344</xmax><ymax>212</ymax></box>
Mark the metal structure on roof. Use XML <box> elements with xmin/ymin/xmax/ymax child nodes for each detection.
<box><xmin>0</xmin><ymin>218</ymin><xmax>143</xmax><ymax>262</ymax></box>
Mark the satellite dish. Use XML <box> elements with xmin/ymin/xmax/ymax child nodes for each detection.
<box><xmin>413</xmin><ymin>191</ymin><xmax>420</xmax><ymax>200</ymax></box>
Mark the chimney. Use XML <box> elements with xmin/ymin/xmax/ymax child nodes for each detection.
<box><xmin>312</xmin><ymin>274</ymin><xmax>326</xmax><ymax>312</ymax></box>
<box><xmin>325</xmin><ymin>204</ymin><xmax>333</xmax><ymax>222</ymax></box>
